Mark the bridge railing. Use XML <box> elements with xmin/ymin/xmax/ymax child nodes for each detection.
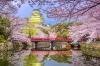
<box><xmin>31</xmin><ymin>38</ymin><xmax>73</xmax><ymax>41</ymax></box>
<box><xmin>31</xmin><ymin>38</ymin><xmax>83</xmax><ymax>42</ymax></box>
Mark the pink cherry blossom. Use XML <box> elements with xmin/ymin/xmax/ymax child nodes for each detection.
<box><xmin>69</xmin><ymin>15</ymin><xmax>100</xmax><ymax>43</ymax></box>
<box><xmin>1</xmin><ymin>14</ymin><xmax>30</xmax><ymax>43</ymax></box>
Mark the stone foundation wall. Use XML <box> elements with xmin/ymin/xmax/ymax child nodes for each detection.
<box><xmin>0</xmin><ymin>42</ymin><xmax>13</xmax><ymax>51</ymax></box>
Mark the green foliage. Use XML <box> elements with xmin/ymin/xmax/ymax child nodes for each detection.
<box><xmin>0</xmin><ymin>16</ymin><xmax>10</xmax><ymax>27</ymax></box>
<box><xmin>0</xmin><ymin>35</ymin><xmax>4</xmax><ymax>40</ymax></box>
<box><xmin>0</xmin><ymin>16</ymin><xmax>10</xmax><ymax>41</ymax></box>
<box><xmin>23</xmin><ymin>27</ymin><xmax>38</xmax><ymax>38</ymax></box>
<box><xmin>0</xmin><ymin>35</ymin><xmax>6</xmax><ymax>42</ymax></box>
<box><xmin>40</xmin><ymin>28</ymin><xmax>49</xmax><ymax>35</ymax></box>
<box><xmin>24</xmin><ymin>54</ymin><xmax>38</xmax><ymax>66</ymax></box>
<box><xmin>41</xmin><ymin>54</ymin><xmax>49</xmax><ymax>62</ymax></box>
<box><xmin>0</xmin><ymin>51</ymin><xmax>12</xmax><ymax>66</ymax></box>
<box><xmin>81</xmin><ymin>41</ymin><xmax>100</xmax><ymax>57</ymax></box>
<box><xmin>60</xmin><ymin>30</ymin><xmax>70</xmax><ymax>37</ymax></box>
<box><xmin>51</xmin><ymin>22</ymin><xmax>73</xmax><ymax>37</ymax></box>
<box><xmin>50</xmin><ymin>54</ymin><xmax>71</xmax><ymax>63</ymax></box>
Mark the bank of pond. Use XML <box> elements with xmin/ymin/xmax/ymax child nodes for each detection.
<box><xmin>0</xmin><ymin>46</ymin><xmax>100</xmax><ymax>66</ymax></box>
<box><xmin>0</xmin><ymin>41</ymin><xmax>100</xmax><ymax>58</ymax></box>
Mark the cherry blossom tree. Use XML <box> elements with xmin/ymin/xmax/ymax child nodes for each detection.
<box><xmin>49</xmin><ymin>32</ymin><xmax>57</xmax><ymax>38</ymax></box>
<box><xmin>33</xmin><ymin>29</ymin><xmax>48</xmax><ymax>38</ymax></box>
<box><xmin>10</xmin><ymin>17</ymin><xmax>30</xmax><ymax>43</ymax></box>
<box><xmin>69</xmin><ymin>15</ymin><xmax>100</xmax><ymax>43</ymax></box>
<box><xmin>1</xmin><ymin>0</ymin><xmax>100</xmax><ymax>19</ymax></box>
<box><xmin>0</xmin><ymin>0</ymin><xmax>100</xmax><ymax>43</ymax></box>
<box><xmin>1</xmin><ymin>14</ymin><xmax>31</xmax><ymax>43</ymax></box>
<box><xmin>0</xmin><ymin>0</ymin><xmax>17</xmax><ymax>14</ymax></box>
<box><xmin>46</xmin><ymin>0</ymin><xmax>100</xmax><ymax>21</ymax></box>
<box><xmin>9</xmin><ymin>50</ymin><xmax>31</xmax><ymax>66</ymax></box>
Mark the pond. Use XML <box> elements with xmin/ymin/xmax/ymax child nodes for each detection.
<box><xmin>0</xmin><ymin>46</ymin><xmax>100</xmax><ymax>66</ymax></box>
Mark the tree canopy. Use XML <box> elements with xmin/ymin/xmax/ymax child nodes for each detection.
<box><xmin>51</xmin><ymin>22</ymin><xmax>73</xmax><ymax>37</ymax></box>
<box><xmin>0</xmin><ymin>0</ymin><xmax>100</xmax><ymax>43</ymax></box>
<box><xmin>0</xmin><ymin>0</ymin><xmax>100</xmax><ymax>21</ymax></box>
<box><xmin>0</xmin><ymin>16</ymin><xmax>10</xmax><ymax>42</ymax></box>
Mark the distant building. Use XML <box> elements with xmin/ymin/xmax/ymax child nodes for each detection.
<box><xmin>23</xmin><ymin>9</ymin><xmax>44</xmax><ymax>38</ymax></box>
<box><xmin>28</xmin><ymin>9</ymin><xmax>44</xmax><ymax>27</ymax></box>
<box><xmin>23</xmin><ymin>9</ymin><xmax>51</xmax><ymax>38</ymax></box>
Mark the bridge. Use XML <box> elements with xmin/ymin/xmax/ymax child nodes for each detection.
<box><xmin>31</xmin><ymin>38</ymin><xmax>82</xmax><ymax>50</ymax></box>
<box><xmin>31</xmin><ymin>38</ymin><xmax>73</xmax><ymax>42</ymax></box>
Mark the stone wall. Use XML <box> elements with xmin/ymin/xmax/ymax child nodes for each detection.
<box><xmin>0</xmin><ymin>42</ymin><xmax>13</xmax><ymax>51</ymax></box>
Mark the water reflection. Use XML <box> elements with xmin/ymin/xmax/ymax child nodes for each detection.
<box><xmin>0</xmin><ymin>51</ymin><xmax>12</xmax><ymax>66</ymax></box>
<box><xmin>24</xmin><ymin>51</ymin><xmax>72</xmax><ymax>66</ymax></box>
<box><xmin>0</xmin><ymin>49</ymin><xmax>72</xmax><ymax>66</ymax></box>
<box><xmin>44</xmin><ymin>60</ymin><xmax>72</xmax><ymax>66</ymax></box>
<box><xmin>0</xmin><ymin>48</ymin><xmax>100</xmax><ymax>66</ymax></box>
<box><xmin>71</xmin><ymin>50</ymin><xmax>100</xmax><ymax>66</ymax></box>
<box><xmin>9</xmin><ymin>50</ymin><xmax>31</xmax><ymax>66</ymax></box>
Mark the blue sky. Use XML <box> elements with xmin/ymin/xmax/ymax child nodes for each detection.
<box><xmin>16</xmin><ymin>2</ymin><xmax>59</xmax><ymax>25</ymax></box>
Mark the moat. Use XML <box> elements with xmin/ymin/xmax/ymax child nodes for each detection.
<box><xmin>0</xmin><ymin>44</ymin><xmax>100</xmax><ymax>66</ymax></box>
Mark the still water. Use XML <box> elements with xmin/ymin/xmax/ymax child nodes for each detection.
<box><xmin>0</xmin><ymin>47</ymin><xmax>100</xmax><ymax>66</ymax></box>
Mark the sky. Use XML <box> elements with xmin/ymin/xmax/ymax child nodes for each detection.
<box><xmin>16</xmin><ymin>2</ymin><xmax>60</xmax><ymax>25</ymax></box>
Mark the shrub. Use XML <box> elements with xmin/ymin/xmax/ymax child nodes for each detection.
<box><xmin>0</xmin><ymin>35</ymin><xmax>7</xmax><ymax>42</ymax></box>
